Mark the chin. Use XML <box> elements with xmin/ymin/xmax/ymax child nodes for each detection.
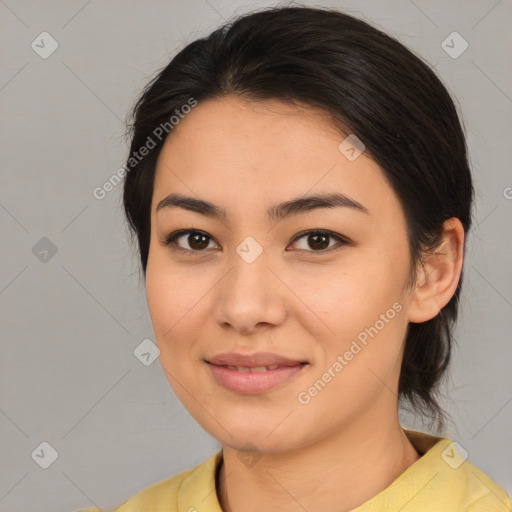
<box><xmin>197</xmin><ymin>408</ymin><xmax>312</xmax><ymax>454</ymax></box>
<box><xmin>222</xmin><ymin>432</ymin><xmax>300</xmax><ymax>454</ymax></box>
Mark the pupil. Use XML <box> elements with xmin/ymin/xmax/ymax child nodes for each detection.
<box><xmin>189</xmin><ymin>233</ymin><xmax>209</xmax><ymax>250</ymax></box>
<box><xmin>309</xmin><ymin>234</ymin><xmax>328</xmax><ymax>250</ymax></box>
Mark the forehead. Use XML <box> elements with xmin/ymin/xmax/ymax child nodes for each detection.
<box><xmin>158</xmin><ymin>97</ymin><xmax>342</xmax><ymax>167</ymax></box>
<box><xmin>152</xmin><ymin>96</ymin><xmax>394</xmax><ymax>215</ymax></box>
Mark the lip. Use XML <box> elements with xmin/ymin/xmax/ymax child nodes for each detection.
<box><xmin>205</xmin><ymin>352</ymin><xmax>309</xmax><ymax>394</ymax></box>
<box><xmin>206</xmin><ymin>352</ymin><xmax>307</xmax><ymax>367</ymax></box>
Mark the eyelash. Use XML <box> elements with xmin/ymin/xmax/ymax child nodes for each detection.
<box><xmin>161</xmin><ymin>229</ymin><xmax>349</xmax><ymax>256</ymax></box>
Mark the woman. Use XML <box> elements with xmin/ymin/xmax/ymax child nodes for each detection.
<box><xmin>79</xmin><ymin>5</ymin><xmax>510</xmax><ymax>512</ymax></box>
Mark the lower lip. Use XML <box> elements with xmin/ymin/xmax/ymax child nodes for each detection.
<box><xmin>207</xmin><ymin>362</ymin><xmax>307</xmax><ymax>394</ymax></box>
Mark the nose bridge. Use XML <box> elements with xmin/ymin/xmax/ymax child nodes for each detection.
<box><xmin>213</xmin><ymin>234</ymin><xmax>286</xmax><ymax>331</ymax></box>
<box><xmin>227</xmin><ymin>234</ymin><xmax>271</xmax><ymax>295</ymax></box>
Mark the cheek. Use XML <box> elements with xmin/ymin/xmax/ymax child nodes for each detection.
<box><xmin>297</xmin><ymin>296</ymin><xmax>408</xmax><ymax>419</ymax></box>
<box><xmin>146</xmin><ymin>255</ymin><xmax>202</xmax><ymax>328</ymax></box>
<box><xmin>145</xmin><ymin>258</ymin><xmax>218</xmax><ymax>370</ymax></box>
<box><xmin>293</xmin><ymin>252</ymin><xmax>410</xmax><ymax>382</ymax></box>
<box><xmin>145</xmin><ymin>267</ymin><xmax>175</xmax><ymax>335</ymax></box>
<box><xmin>145</xmin><ymin>261</ymin><xmax>192</xmax><ymax>350</ymax></box>
<box><xmin>296</xmin><ymin>258</ymin><xmax>407</xmax><ymax>331</ymax></box>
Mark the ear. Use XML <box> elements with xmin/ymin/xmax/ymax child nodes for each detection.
<box><xmin>407</xmin><ymin>218</ymin><xmax>465</xmax><ymax>323</ymax></box>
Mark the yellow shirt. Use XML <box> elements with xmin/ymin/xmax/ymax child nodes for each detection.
<box><xmin>78</xmin><ymin>430</ymin><xmax>510</xmax><ymax>512</ymax></box>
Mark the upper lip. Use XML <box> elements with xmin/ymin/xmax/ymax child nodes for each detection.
<box><xmin>206</xmin><ymin>352</ymin><xmax>308</xmax><ymax>368</ymax></box>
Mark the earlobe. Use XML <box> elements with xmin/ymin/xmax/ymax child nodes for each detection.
<box><xmin>407</xmin><ymin>218</ymin><xmax>465</xmax><ymax>324</ymax></box>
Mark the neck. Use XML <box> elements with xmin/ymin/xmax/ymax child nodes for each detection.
<box><xmin>217</xmin><ymin>413</ymin><xmax>420</xmax><ymax>512</ymax></box>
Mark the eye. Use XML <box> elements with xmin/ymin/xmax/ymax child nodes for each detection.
<box><xmin>161</xmin><ymin>229</ymin><xmax>348</xmax><ymax>256</ymax></box>
<box><xmin>288</xmin><ymin>230</ymin><xmax>348</xmax><ymax>254</ymax></box>
<box><xmin>162</xmin><ymin>230</ymin><xmax>219</xmax><ymax>255</ymax></box>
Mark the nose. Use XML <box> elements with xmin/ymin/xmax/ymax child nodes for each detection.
<box><xmin>213</xmin><ymin>243</ymin><xmax>287</xmax><ymax>335</ymax></box>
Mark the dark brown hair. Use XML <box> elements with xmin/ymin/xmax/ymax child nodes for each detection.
<box><xmin>122</xmin><ymin>5</ymin><xmax>473</xmax><ymax>429</ymax></box>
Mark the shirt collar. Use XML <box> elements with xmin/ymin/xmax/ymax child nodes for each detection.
<box><xmin>176</xmin><ymin>430</ymin><xmax>453</xmax><ymax>512</ymax></box>
<box><xmin>178</xmin><ymin>449</ymin><xmax>224</xmax><ymax>512</ymax></box>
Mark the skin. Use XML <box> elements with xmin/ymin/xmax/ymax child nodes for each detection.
<box><xmin>145</xmin><ymin>96</ymin><xmax>465</xmax><ymax>512</ymax></box>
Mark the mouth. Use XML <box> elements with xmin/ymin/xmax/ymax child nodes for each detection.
<box><xmin>205</xmin><ymin>356</ymin><xmax>309</xmax><ymax>394</ymax></box>
<box><xmin>209</xmin><ymin>362</ymin><xmax>308</xmax><ymax>372</ymax></box>
<box><xmin>205</xmin><ymin>351</ymin><xmax>308</xmax><ymax>368</ymax></box>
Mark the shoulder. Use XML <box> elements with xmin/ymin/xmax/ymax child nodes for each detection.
<box><xmin>75</xmin><ymin>450</ymin><xmax>222</xmax><ymax>512</ymax></box>
<box><xmin>399</xmin><ymin>430</ymin><xmax>511</xmax><ymax>512</ymax></box>
<box><xmin>75</xmin><ymin>468</ymin><xmax>191</xmax><ymax>512</ymax></box>
<box><xmin>458</xmin><ymin>461</ymin><xmax>511</xmax><ymax>512</ymax></box>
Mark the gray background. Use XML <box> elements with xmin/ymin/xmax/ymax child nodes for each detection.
<box><xmin>0</xmin><ymin>0</ymin><xmax>511</xmax><ymax>510</ymax></box>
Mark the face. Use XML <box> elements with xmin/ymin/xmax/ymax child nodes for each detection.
<box><xmin>145</xmin><ymin>96</ymin><xmax>415</xmax><ymax>453</ymax></box>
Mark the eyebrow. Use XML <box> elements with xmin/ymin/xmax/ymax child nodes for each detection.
<box><xmin>156</xmin><ymin>192</ymin><xmax>369</xmax><ymax>223</ymax></box>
